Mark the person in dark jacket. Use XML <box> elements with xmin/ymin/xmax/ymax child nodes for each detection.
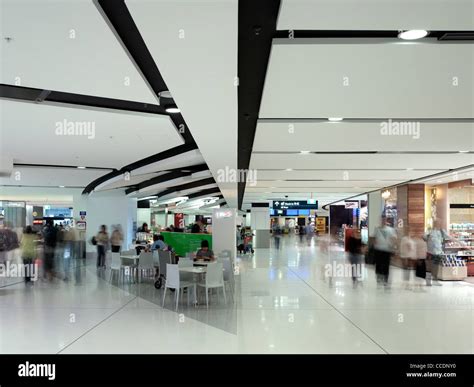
<box><xmin>42</xmin><ymin>220</ymin><xmax>58</xmax><ymax>281</ymax></box>
<box><xmin>347</xmin><ymin>229</ymin><xmax>362</xmax><ymax>288</ymax></box>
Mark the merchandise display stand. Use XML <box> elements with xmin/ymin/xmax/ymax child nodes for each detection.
<box><xmin>435</xmin><ymin>255</ymin><xmax>468</xmax><ymax>281</ymax></box>
<box><xmin>447</xmin><ymin>225</ymin><xmax>474</xmax><ymax>276</ymax></box>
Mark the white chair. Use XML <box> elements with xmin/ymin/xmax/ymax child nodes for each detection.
<box><xmin>162</xmin><ymin>264</ymin><xmax>195</xmax><ymax>311</ymax></box>
<box><xmin>159</xmin><ymin>249</ymin><xmax>176</xmax><ymax>264</ymax></box>
<box><xmin>222</xmin><ymin>258</ymin><xmax>235</xmax><ymax>299</ymax></box>
<box><xmin>109</xmin><ymin>252</ymin><xmax>123</xmax><ymax>283</ymax></box>
<box><xmin>178</xmin><ymin>258</ymin><xmax>194</xmax><ymax>282</ymax></box>
<box><xmin>138</xmin><ymin>251</ymin><xmax>154</xmax><ymax>282</ymax></box>
<box><xmin>197</xmin><ymin>262</ymin><xmax>226</xmax><ymax>307</ymax></box>
<box><xmin>120</xmin><ymin>251</ymin><xmax>138</xmax><ymax>282</ymax></box>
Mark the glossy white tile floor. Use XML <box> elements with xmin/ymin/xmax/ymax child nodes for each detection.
<box><xmin>0</xmin><ymin>235</ymin><xmax>472</xmax><ymax>354</ymax></box>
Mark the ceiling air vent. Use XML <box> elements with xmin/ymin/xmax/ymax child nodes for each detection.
<box><xmin>439</xmin><ymin>32</ymin><xmax>474</xmax><ymax>41</ymax></box>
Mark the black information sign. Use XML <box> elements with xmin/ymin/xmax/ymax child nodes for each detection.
<box><xmin>272</xmin><ymin>200</ymin><xmax>318</xmax><ymax>209</ymax></box>
<box><xmin>450</xmin><ymin>204</ymin><xmax>474</xmax><ymax>209</ymax></box>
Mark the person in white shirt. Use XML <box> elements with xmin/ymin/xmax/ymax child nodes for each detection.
<box><xmin>400</xmin><ymin>228</ymin><xmax>416</xmax><ymax>289</ymax></box>
<box><xmin>413</xmin><ymin>236</ymin><xmax>428</xmax><ymax>290</ymax></box>
<box><xmin>424</xmin><ymin>219</ymin><xmax>451</xmax><ymax>286</ymax></box>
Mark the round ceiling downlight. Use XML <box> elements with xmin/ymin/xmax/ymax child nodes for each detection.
<box><xmin>165</xmin><ymin>105</ymin><xmax>180</xmax><ymax>114</ymax></box>
<box><xmin>398</xmin><ymin>30</ymin><xmax>429</xmax><ymax>40</ymax></box>
<box><xmin>158</xmin><ymin>91</ymin><xmax>173</xmax><ymax>99</ymax></box>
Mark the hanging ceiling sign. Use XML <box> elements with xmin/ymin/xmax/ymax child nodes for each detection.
<box><xmin>272</xmin><ymin>200</ymin><xmax>318</xmax><ymax>209</ymax></box>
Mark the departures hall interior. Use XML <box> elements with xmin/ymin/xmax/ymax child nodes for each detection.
<box><xmin>0</xmin><ymin>0</ymin><xmax>473</xmax><ymax>355</ymax></box>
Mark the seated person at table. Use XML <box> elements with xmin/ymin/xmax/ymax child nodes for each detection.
<box><xmin>151</xmin><ymin>234</ymin><xmax>167</xmax><ymax>251</ymax></box>
<box><xmin>195</xmin><ymin>240</ymin><xmax>215</xmax><ymax>261</ymax></box>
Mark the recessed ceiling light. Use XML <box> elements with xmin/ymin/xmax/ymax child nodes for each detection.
<box><xmin>285</xmin><ymin>168</ymin><xmax>293</xmax><ymax>171</ymax></box>
<box><xmin>59</xmin><ymin>185</ymin><xmax>65</xmax><ymax>188</ymax></box>
<box><xmin>77</xmin><ymin>166</ymin><xmax>86</xmax><ymax>169</ymax></box>
<box><xmin>300</xmin><ymin>150</ymin><xmax>311</xmax><ymax>154</ymax></box>
<box><xmin>459</xmin><ymin>150</ymin><xmax>469</xmax><ymax>153</ymax></box>
<box><xmin>328</xmin><ymin>117</ymin><xmax>344</xmax><ymax>122</ymax></box>
<box><xmin>165</xmin><ymin>104</ymin><xmax>180</xmax><ymax>113</ymax></box>
<box><xmin>398</xmin><ymin>30</ymin><xmax>429</xmax><ymax>40</ymax></box>
<box><xmin>158</xmin><ymin>90</ymin><xmax>172</xmax><ymax>99</ymax></box>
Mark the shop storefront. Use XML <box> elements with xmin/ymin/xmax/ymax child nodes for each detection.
<box><xmin>329</xmin><ymin>199</ymin><xmax>368</xmax><ymax>248</ymax></box>
<box><xmin>427</xmin><ymin>180</ymin><xmax>474</xmax><ymax>280</ymax></box>
<box><xmin>0</xmin><ymin>201</ymin><xmax>26</xmax><ymax>228</ymax></box>
<box><xmin>371</xmin><ymin>180</ymin><xmax>473</xmax><ymax>282</ymax></box>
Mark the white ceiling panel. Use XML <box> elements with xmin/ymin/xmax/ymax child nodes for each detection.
<box><xmin>250</xmin><ymin>153</ymin><xmax>474</xmax><ymax>170</ymax></box>
<box><xmin>0</xmin><ymin>167</ymin><xmax>107</xmax><ymax>187</ymax></box>
<box><xmin>278</xmin><ymin>0</ymin><xmax>474</xmax><ymax>31</ymax></box>
<box><xmin>0</xmin><ymin>186</ymin><xmax>81</xmax><ymax>204</ymax></box>
<box><xmin>127</xmin><ymin>0</ymin><xmax>238</xmax><ymax>207</ymax></box>
<box><xmin>251</xmin><ymin>180</ymin><xmax>403</xmax><ymax>189</ymax></box>
<box><xmin>254</xmin><ymin>169</ymin><xmax>445</xmax><ymax>181</ymax></box>
<box><xmin>97</xmin><ymin>172</ymin><xmax>167</xmax><ymax>191</ymax></box>
<box><xmin>0</xmin><ymin>100</ymin><xmax>183</xmax><ymax>168</ymax></box>
<box><xmin>254</xmin><ymin>120</ymin><xmax>474</xmax><ymax>152</ymax></box>
<box><xmin>418</xmin><ymin>167</ymin><xmax>474</xmax><ymax>185</ymax></box>
<box><xmin>260</xmin><ymin>40</ymin><xmax>474</xmax><ymax>119</ymax></box>
<box><xmin>1</xmin><ymin>0</ymin><xmax>158</xmax><ymax>104</ymax></box>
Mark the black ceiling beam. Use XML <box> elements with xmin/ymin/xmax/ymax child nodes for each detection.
<box><xmin>13</xmin><ymin>163</ymin><xmax>114</xmax><ymax>171</ymax></box>
<box><xmin>83</xmin><ymin>143</ymin><xmax>198</xmax><ymax>194</ymax></box>
<box><xmin>273</xmin><ymin>30</ymin><xmax>474</xmax><ymax>40</ymax></box>
<box><xmin>96</xmin><ymin>0</ymin><xmax>195</xmax><ymax>145</ymax></box>
<box><xmin>237</xmin><ymin>0</ymin><xmax>281</xmax><ymax>210</ymax></box>
<box><xmin>0</xmin><ymin>84</ymin><xmax>167</xmax><ymax>115</ymax></box>
<box><xmin>156</xmin><ymin>177</ymin><xmax>216</xmax><ymax>198</ymax></box>
<box><xmin>187</xmin><ymin>187</ymin><xmax>222</xmax><ymax>200</ymax></box>
<box><xmin>125</xmin><ymin>163</ymin><xmax>209</xmax><ymax>195</ymax></box>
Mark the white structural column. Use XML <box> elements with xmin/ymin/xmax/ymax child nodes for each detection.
<box><xmin>73</xmin><ymin>191</ymin><xmax>137</xmax><ymax>253</ymax></box>
<box><xmin>368</xmin><ymin>191</ymin><xmax>384</xmax><ymax>237</ymax></box>
<box><xmin>212</xmin><ymin>208</ymin><xmax>237</xmax><ymax>264</ymax></box>
<box><xmin>251</xmin><ymin>203</ymin><xmax>270</xmax><ymax>248</ymax></box>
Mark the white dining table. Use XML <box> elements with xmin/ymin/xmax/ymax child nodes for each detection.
<box><xmin>179</xmin><ymin>266</ymin><xmax>207</xmax><ymax>274</ymax></box>
<box><xmin>193</xmin><ymin>260</ymin><xmax>212</xmax><ymax>266</ymax></box>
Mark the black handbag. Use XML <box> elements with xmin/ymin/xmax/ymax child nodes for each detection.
<box><xmin>415</xmin><ymin>260</ymin><xmax>426</xmax><ymax>279</ymax></box>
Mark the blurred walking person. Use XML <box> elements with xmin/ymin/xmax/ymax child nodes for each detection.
<box><xmin>374</xmin><ymin>216</ymin><xmax>397</xmax><ymax>288</ymax></box>
<box><xmin>42</xmin><ymin>219</ymin><xmax>58</xmax><ymax>281</ymax></box>
<box><xmin>95</xmin><ymin>225</ymin><xmax>109</xmax><ymax>268</ymax></box>
<box><xmin>347</xmin><ymin>229</ymin><xmax>362</xmax><ymax>288</ymax></box>
<box><xmin>21</xmin><ymin>226</ymin><xmax>37</xmax><ymax>284</ymax></box>
<box><xmin>400</xmin><ymin>228</ymin><xmax>416</xmax><ymax>290</ymax></box>
<box><xmin>299</xmin><ymin>224</ymin><xmax>305</xmax><ymax>242</ymax></box>
<box><xmin>110</xmin><ymin>225</ymin><xmax>123</xmax><ymax>253</ymax></box>
<box><xmin>0</xmin><ymin>222</ymin><xmax>19</xmax><ymax>265</ymax></box>
<box><xmin>305</xmin><ymin>223</ymin><xmax>313</xmax><ymax>245</ymax></box>
<box><xmin>414</xmin><ymin>236</ymin><xmax>428</xmax><ymax>291</ymax></box>
<box><xmin>425</xmin><ymin>219</ymin><xmax>451</xmax><ymax>286</ymax></box>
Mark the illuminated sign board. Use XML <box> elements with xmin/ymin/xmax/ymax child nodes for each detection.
<box><xmin>272</xmin><ymin>200</ymin><xmax>318</xmax><ymax>210</ymax></box>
